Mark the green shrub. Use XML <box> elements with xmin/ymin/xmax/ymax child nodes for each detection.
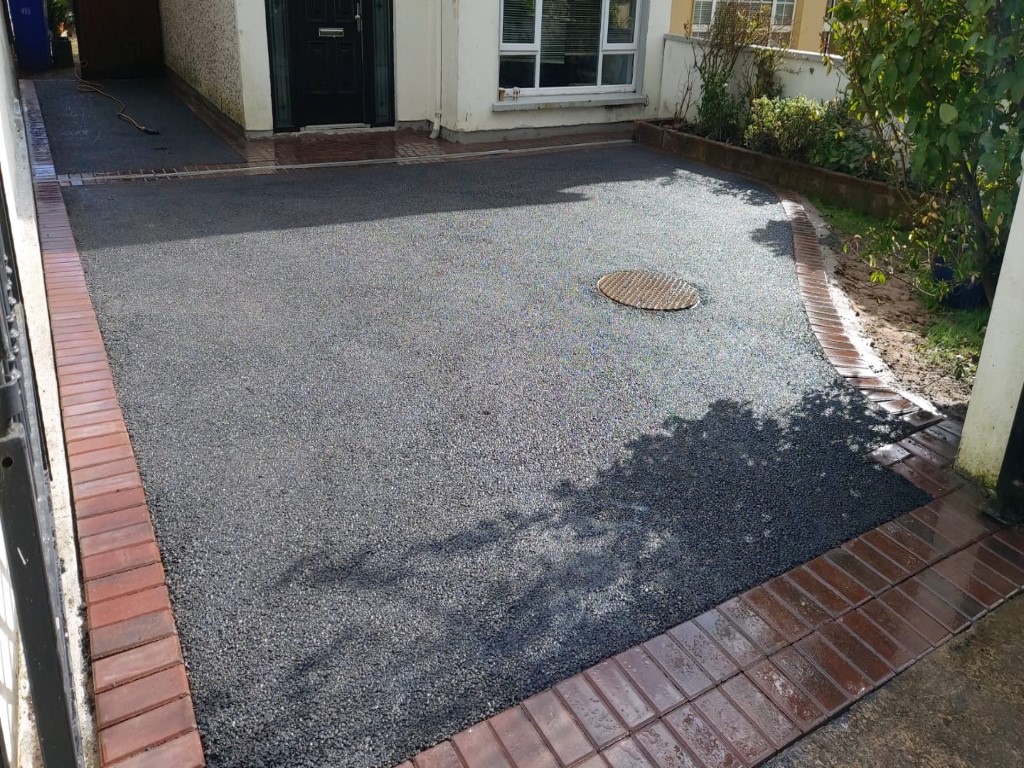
<box><xmin>743</xmin><ymin>96</ymin><xmax>825</xmax><ymax>160</ymax></box>
<box><xmin>808</xmin><ymin>98</ymin><xmax>891</xmax><ymax>181</ymax></box>
<box><xmin>47</xmin><ymin>0</ymin><xmax>73</xmax><ymax>33</ymax></box>
<box><xmin>697</xmin><ymin>74</ymin><xmax>745</xmax><ymax>143</ymax></box>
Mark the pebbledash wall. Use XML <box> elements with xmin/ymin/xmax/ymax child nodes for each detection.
<box><xmin>159</xmin><ymin>0</ymin><xmax>674</xmax><ymax>135</ymax></box>
<box><xmin>158</xmin><ymin>0</ymin><xmax>274</xmax><ymax>131</ymax></box>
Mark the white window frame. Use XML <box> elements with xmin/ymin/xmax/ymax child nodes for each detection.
<box><xmin>689</xmin><ymin>0</ymin><xmax>794</xmax><ymax>41</ymax></box>
<box><xmin>498</xmin><ymin>0</ymin><xmax>647</xmax><ymax>95</ymax></box>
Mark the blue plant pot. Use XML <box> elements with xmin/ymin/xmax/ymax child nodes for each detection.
<box><xmin>932</xmin><ymin>259</ymin><xmax>987</xmax><ymax>310</ymax></box>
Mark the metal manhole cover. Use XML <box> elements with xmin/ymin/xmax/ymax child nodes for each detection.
<box><xmin>597</xmin><ymin>270</ymin><xmax>700</xmax><ymax>311</ymax></box>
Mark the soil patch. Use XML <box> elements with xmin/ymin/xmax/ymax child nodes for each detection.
<box><xmin>826</xmin><ymin>234</ymin><xmax>973</xmax><ymax>420</ymax></box>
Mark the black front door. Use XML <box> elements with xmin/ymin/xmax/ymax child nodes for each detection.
<box><xmin>289</xmin><ymin>0</ymin><xmax>365</xmax><ymax>126</ymax></box>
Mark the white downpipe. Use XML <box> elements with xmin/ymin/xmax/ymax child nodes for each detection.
<box><xmin>429</xmin><ymin>0</ymin><xmax>442</xmax><ymax>139</ymax></box>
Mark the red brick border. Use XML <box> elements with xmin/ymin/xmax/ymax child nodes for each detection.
<box><xmin>21</xmin><ymin>79</ymin><xmax>205</xmax><ymax>768</ymax></box>
<box><xmin>397</xmin><ymin>191</ymin><xmax>1014</xmax><ymax>768</ymax></box>
<box><xmin>774</xmin><ymin>191</ymin><xmax>942</xmax><ymax>430</ymax></box>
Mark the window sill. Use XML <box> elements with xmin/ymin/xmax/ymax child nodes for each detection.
<box><xmin>492</xmin><ymin>93</ymin><xmax>647</xmax><ymax>112</ymax></box>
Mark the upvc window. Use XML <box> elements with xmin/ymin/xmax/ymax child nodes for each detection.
<box><xmin>499</xmin><ymin>0</ymin><xmax>642</xmax><ymax>93</ymax></box>
<box><xmin>690</xmin><ymin>0</ymin><xmax>794</xmax><ymax>43</ymax></box>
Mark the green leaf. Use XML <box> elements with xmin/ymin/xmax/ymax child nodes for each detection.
<box><xmin>1013</xmin><ymin>75</ymin><xmax>1024</xmax><ymax>105</ymax></box>
<box><xmin>946</xmin><ymin>132</ymin><xmax>961</xmax><ymax>156</ymax></box>
<box><xmin>938</xmin><ymin>103</ymin><xmax>958</xmax><ymax>124</ymax></box>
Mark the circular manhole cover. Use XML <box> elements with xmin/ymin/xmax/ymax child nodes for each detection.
<box><xmin>597</xmin><ymin>270</ymin><xmax>700</xmax><ymax>311</ymax></box>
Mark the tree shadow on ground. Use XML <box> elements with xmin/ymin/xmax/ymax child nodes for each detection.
<box><xmin>201</xmin><ymin>387</ymin><xmax>928</xmax><ymax>768</ymax></box>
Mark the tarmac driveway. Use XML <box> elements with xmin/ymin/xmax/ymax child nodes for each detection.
<box><xmin>62</xmin><ymin>146</ymin><xmax>927</xmax><ymax>767</ymax></box>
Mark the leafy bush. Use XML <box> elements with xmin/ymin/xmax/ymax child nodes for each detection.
<box><xmin>47</xmin><ymin>0</ymin><xmax>73</xmax><ymax>34</ymax></box>
<box><xmin>743</xmin><ymin>96</ymin><xmax>824</xmax><ymax>160</ymax></box>
<box><xmin>831</xmin><ymin>0</ymin><xmax>1024</xmax><ymax>304</ymax></box>
<box><xmin>748</xmin><ymin>48</ymin><xmax>783</xmax><ymax>101</ymax></box>
<box><xmin>677</xmin><ymin>2</ymin><xmax>776</xmax><ymax>142</ymax></box>
<box><xmin>697</xmin><ymin>74</ymin><xmax>746</xmax><ymax>142</ymax></box>
<box><xmin>808</xmin><ymin>98</ymin><xmax>891</xmax><ymax>181</ymax></box>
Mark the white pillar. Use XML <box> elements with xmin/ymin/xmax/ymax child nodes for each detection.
<box><xmin>236</xmin><ymin>0</ymin><xmax>274</xmax><ymax>133</ymax></box>
<box><xmin>957</xmin><ymin>181</ymin><xmax>1024</xmax><ymax>487</ymax></box>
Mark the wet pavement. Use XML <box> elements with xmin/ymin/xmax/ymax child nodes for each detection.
<box><xmin>770</xmin><ymin>592</ymin><xmax>1024</xmax><ymax>768</ymax></box>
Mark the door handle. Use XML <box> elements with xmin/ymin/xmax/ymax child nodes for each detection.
<box><xmin>319</xmin><ymin>27</ymin><xmax>345</xmax><ymax>37</ymax></box>
<box><xmin>355</xmin><ymin>1</ymin><xmax>362</xmax><ymax>32</ymax></box>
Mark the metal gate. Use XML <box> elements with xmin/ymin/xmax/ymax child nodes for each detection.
<box><xmin>0</xmin><ymin>170</ymin><xmax>82</xmax><ymax>766</ymax></box>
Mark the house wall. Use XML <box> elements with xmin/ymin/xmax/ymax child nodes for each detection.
<box><xmin>668</xmin><ymin>0</ymin><xmax>828</xmax><ymax>52</ymax></box>
<box><xmin>436</xmin><ymin>0</ymin><xmax>672</xmax><ymax>136</ymax></box>
<box><xmin>958</xmin><ymin>181</ymin><xmax>1024</xmax><ymax>487</ymax></box>
<box><xmin>791</xmin><ymin>0</ymin><xmax>828</xmax><ymax>51</ymax></box>
<box><xmin>394</xmin><ymin>0</ymin><xmax>437</xmax><ymax>125</ymax></box>
<box><xmin>159</xmin><ymin>0</ymin><xmax>246</xmax><ymax>127</ymax></box>
<box><xmin>658</xmin><ymin>35</ymin><xmax>846</xmax><ymax>119</ymax></box>
<box><xmin>236</xmin><ymin>1</ymin><xmax>275</xmax><ymax>132</ymax></box>
<box><xmin>173</xmin><ymin>0</ymin><xmax>671</xmax><ymax>134</ymax></box>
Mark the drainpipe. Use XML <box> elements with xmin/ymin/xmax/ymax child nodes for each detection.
<box><xmin>430</xmin><ymin>0</ymin><xmax>443</xmax><ymax>139</ymax></box>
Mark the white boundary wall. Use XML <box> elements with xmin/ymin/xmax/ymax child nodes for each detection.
<box><xmin>658</xmin><ymin>34</ymin><xmax>848</xmax><ymax>120</ymax></box>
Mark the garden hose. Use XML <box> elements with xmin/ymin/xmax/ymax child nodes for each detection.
<box><xmin>74</xmin><ymin>64</ymin><xmax>160</xmax><ymax>135</ymax></box>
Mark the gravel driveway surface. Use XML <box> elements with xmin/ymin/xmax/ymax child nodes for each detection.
<box><xmin>63</xmin><ymin>146</ymin><xmax>927</xmax><ymax>767</ymax></box>
<box><xmin>34</xmin><ymin>76</ymin><xmax>243</xmax><ymax>174</ymax></box>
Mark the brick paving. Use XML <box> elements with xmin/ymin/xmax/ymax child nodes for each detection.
<box><xmin>21</xmin><ymin>71</ymin><xmax>1017</xmax><ymax>768</ymax></box>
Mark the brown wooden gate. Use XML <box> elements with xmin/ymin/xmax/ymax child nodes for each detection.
<box><xmin>73</xmin><ymin>0</ymin><xmax>163</xmax><ymax>78</ymax></box>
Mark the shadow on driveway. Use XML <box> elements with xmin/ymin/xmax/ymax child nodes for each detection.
<box><xmin>204</xmin><ymin>390</ymin><xmax>924</xmax><ymax>767</ymax></box>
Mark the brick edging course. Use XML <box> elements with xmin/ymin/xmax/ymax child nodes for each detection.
<box><xmin>399</xmin><ymin>190</ymin><xmax>1017</xmax><ymax>768</ymax></box>
<box><xmin>636</xmin><ymin>121</ymin><xmax>906</xmax><ymax>221</ymax></box>
<box><xmin>21</xmin><ymin>79</ymin><xmax>205</xmax><ymax>768</ymax></box>
<box><xmin>773</xmin><ymin>190</ymin><xmax>944</xmax><ymax>432</ymax></box>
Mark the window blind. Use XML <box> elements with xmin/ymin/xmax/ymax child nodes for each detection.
<box><xmin>503</xmin><ymin>0</ymin><xmax>536</xmax><ymax>44</ymax></box>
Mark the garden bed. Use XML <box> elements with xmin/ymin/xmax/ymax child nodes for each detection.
<box><xmin>637</xmin><ymin>120</ymin><xmax>905</xmax><ymax>220</ymax></box>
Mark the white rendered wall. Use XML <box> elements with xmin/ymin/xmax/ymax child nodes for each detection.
<box><xmin>236</xmin><ymin>0</ymin><xmax>275</xmax><ymax>132</ymax></box>
<box><xmin>394</xmin><ymin>0</ymin><xmax>437</xmax><ymax>124</ymax></box>
<box><xmin>438</xmin><ymin>0</ymin><xmax>672</xmax><ymax>134</ymax></box>
<box><xmin>659</xmin><ymin>35</ymin><xmax>847</xmax><ymax>120</ymax></box>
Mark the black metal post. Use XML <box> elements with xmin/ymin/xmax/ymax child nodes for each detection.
<box><xmin>0</xmin><ymin>166</ymin><xmax>82</xmax><ymax>765</ymax></box>
<box><xmin>0</xmin><ymin>423</ymin><xmax>81</xmax><ymax>767</ymax></box>
<box><xmin>985</xmin><ymin>377</ymin><xmax>1024</xmax><ymax>525</ymax></box>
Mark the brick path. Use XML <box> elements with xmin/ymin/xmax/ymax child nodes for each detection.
<box><xmin>21</xmin><ymin>74</ymin><xmax>1019</xmax><ymax>768</ymax></box>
